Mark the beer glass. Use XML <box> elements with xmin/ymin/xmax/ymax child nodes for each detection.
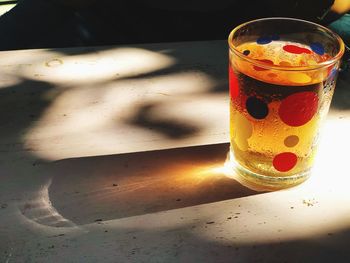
<box><xmin>228</xmin><ymin>18</ymin><xmax>345</xmax><ymax>189</ymax></box>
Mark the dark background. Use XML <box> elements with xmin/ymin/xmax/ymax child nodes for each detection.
<box><xmin>0</xmin><ymin>0</ymin><xmax>346</xmax><ymax>50</ymax></box>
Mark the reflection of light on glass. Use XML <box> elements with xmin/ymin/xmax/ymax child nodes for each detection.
<box><xmin>20</xmin><ymin>48</ymin><xmax>175</xmax><ymax>84</ymax></box>
<box><xmin>207</xmin><ymin>152</ymin><xmax>270</xmax><ymax>191</ymax></box>
<box><xmin>205</xmin><ymin>158</ymin><xmax>233</xmax><ymax>177</ymax></box>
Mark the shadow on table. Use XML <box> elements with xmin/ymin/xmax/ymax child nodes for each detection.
<box><xmin>46</xmin><ymin>143</ymin><xmax>259</xmax><ymax>225</ymax></box>
<box><xmin>0</xmin><ymin>42</ymin><xmax>233</xmax><ymax>230</ymax></box>
<box><xmin>1</xmin><ymin>48</ymin><xmax>350</xmax><ymax>262</ymax></box>
<box><xmin>55</xmin><ymin>225</ymin><xmax>348</xmax><ymax>263</ymax></box>
<box><xmin>2</xmin><ymin>42</ymin><xmax>349</xmax><ymax>230</ymax></box>
<box><xmin>105</xmin><ymin>226</ymin><xmax>350</xmax><ymax>263</ymax></box>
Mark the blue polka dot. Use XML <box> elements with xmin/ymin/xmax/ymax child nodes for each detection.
<box><xmin>257</xmin><ymin>35</ymin><xmax>280</xmax><ymax>45</ymax></box>
<box><xmin>257</xmin><ymin>36</ymin><xmax>272</xmax><ymax>45</ymax></box>
<box><xmin>310</xmin><ymin>42</ymin><xmax>325</xmax><ymax>55</ymax></box>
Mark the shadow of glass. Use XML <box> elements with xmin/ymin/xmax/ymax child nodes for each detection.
<box><xmin>0</xmin><ymin>41</ymin><xmax>230</xmax><ymax>229</ymax></box>
<box><xmin>47</xmin><ymin>143</ymin><xmax>259</xmax><ymax>225</ymax></box>
<box><xmin>0</xmin><ymin>77</ymin><xmax>72</xmax><ymax>227</ymax></box>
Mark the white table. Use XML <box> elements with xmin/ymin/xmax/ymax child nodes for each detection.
<box><xmin>1</xmin><ymin>40</ymin><xmax>350</xmax><ymax>262</ymax></box>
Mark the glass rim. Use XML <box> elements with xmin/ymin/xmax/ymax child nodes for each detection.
<box><xmin>228</xmin><ymin>17</ymin><xmax>345</xmax><ymax>71</ymax></box>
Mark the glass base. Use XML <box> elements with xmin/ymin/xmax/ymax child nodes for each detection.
<box><xmin>227</xmin><ymin>151</ymin><xmax>311</xmax><ymax>191</ymax></box>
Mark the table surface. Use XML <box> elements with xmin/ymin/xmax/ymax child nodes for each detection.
<box><xmin>0</xmin><ymin>40</ymin><xmax>350</xmax><ymax>263</ymax></box>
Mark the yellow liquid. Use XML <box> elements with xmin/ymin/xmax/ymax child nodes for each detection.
<box><xmin>229</xmin><ymin>41</ymin><xmax>337</xmax><ymax>183</ymax></box>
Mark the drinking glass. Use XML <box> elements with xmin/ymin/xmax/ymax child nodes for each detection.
<box><xmin>228</xmin><ymin>17</ymin><xmax>345</xmax><ymax>189</ymax></box>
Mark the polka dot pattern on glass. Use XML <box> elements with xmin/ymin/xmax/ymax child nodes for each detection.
<box><xmin>284</xmin><ymin>135</ymin><xmax>299</xmax><ymax>147</ymax></box>
<box><xmin>232</xmin><ymin>112</ymin><xmax>253</xmax><ymax>151</ymax></box>
<box><xmin>279</xmin><ymin>92</ymin><xmax>318</xmax><ymax>127</ymax></box>
<box><xmin>283</xmin><ymin>45</ymin><xmax>311</xmax><ymax>54</ymax></box>
<box><xmin>310</xmin><ymin>42</ymin><xmax>325</xmax><ymax>55</ymax></box>
<box><xmin>273</xmin><ymin>152</ymin><xmax>298</xmax><ymax>172</ymax></box>
<box><xmin>256</xmin><ymin>35</ymin><xmax>280</xmax><ymax>45</ymax></box>
<box><xmin>229</xmin><ymin>66</ymin><xmax>239</xmax><ymax>100</ymax></box>
<box><xmin>246</xmin><ymin>97</ymin><xmax>269</xmax><ymax>119</ymax></box>
<box><xmin>257</xmin><ymin>36</ymin><xmax>272</xmax><ymax>45</ymax></box>
<box><xmin>231</xmin><ymin>36</ymin><xmax>336</xmax><ymax>175</ymax></box>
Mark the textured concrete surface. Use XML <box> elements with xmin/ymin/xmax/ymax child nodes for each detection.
<box><xmin>1</xmin><ymin>40</ymin><xmax>350</xmax><ymax>262</ymax></box>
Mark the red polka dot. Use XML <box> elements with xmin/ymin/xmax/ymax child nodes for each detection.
<box><xmin>279</xmin><ymin>92</ymin><xmax>318</xmax><ymax>127</ymax></box>
<box><xmin>283</xmin><ymin>45</ymin><xmax>311</xmax><ymax>54</ymax></box>
<box><xmin>273</xmin><ymin>152</ymin><xmax>297</xmax><ymax>172</ymax></box>
<box><xmin>229</xmin><ymin>66</ymin><xmax>239</xmax><ymax>99</ymax></box>
<box><xmin>253</xmin><ymin>59</ymin><xmax>274</xmax><ymax>71</ymax></box>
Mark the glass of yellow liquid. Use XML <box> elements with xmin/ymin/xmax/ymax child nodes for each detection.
<box><xmin>228</xmin><ymin>18</ymin><xmax>345</xmax><ymax>190</ymax></box>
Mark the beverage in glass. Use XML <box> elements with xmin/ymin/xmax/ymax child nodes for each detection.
<box><xmin>228</xmin><ymin>18</ymin><xmax>345</xmax><ymax>189</ymax></box>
